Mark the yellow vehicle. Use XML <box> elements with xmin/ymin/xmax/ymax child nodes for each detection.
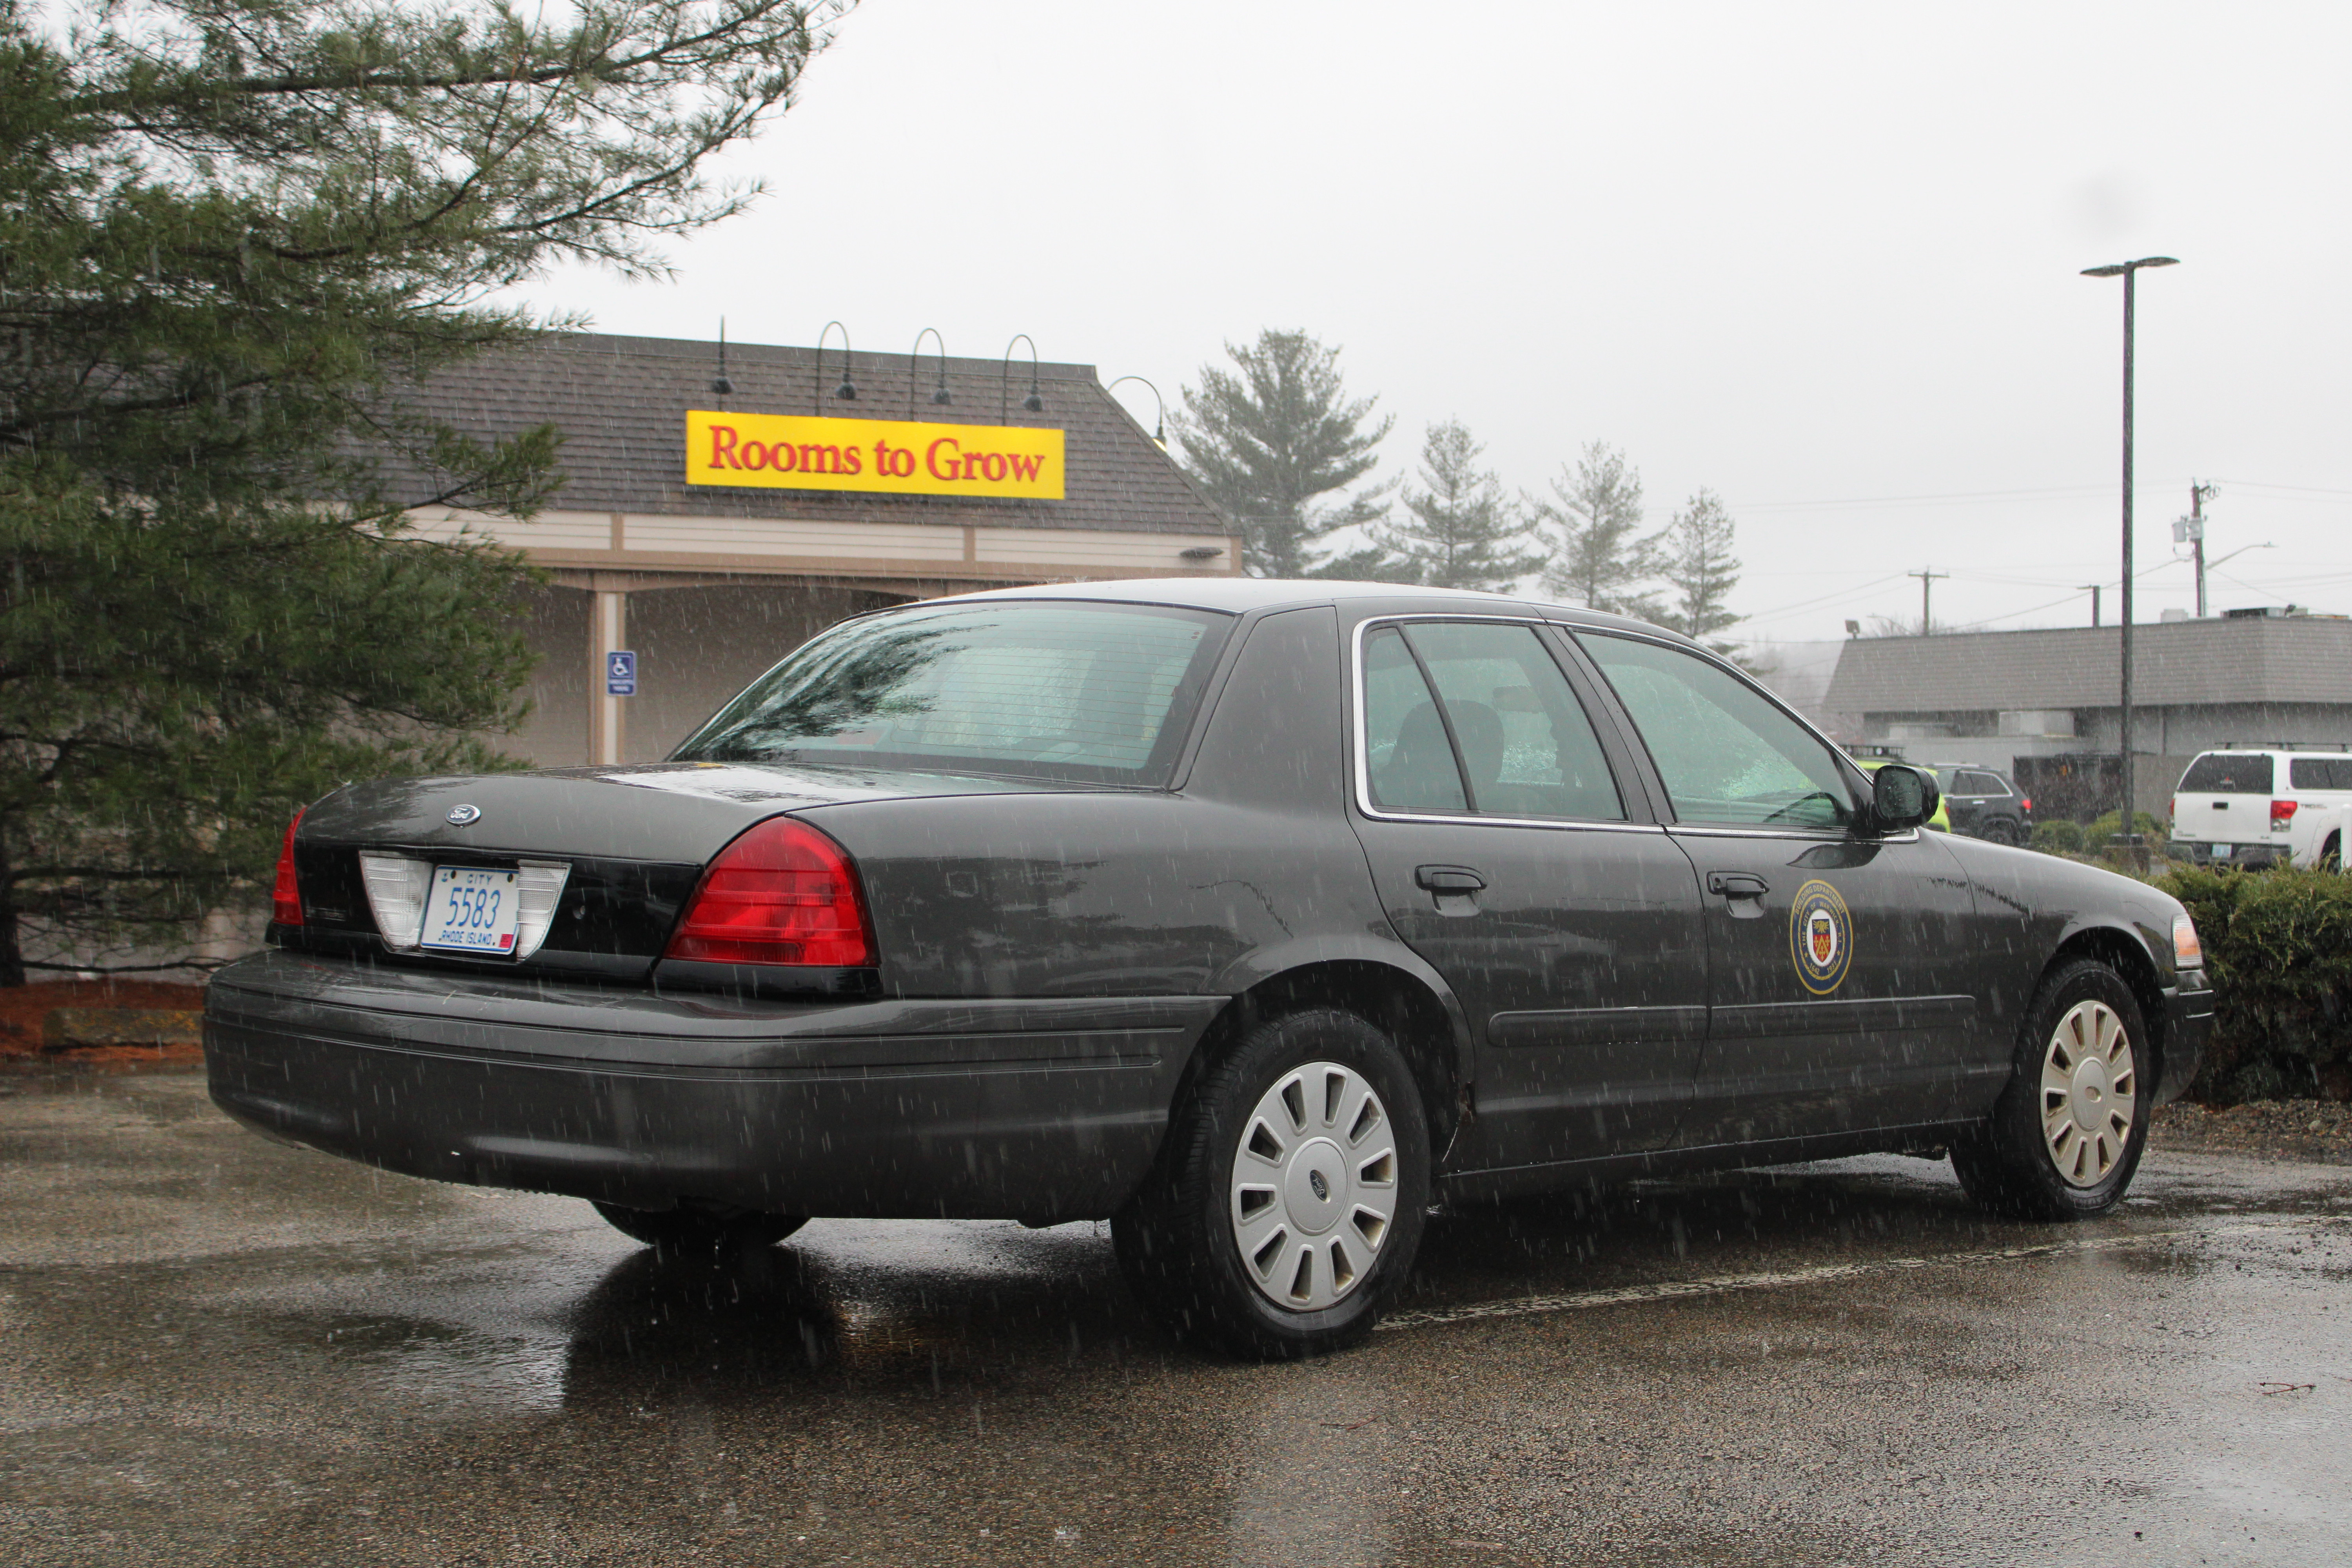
<box><xmin>1857</xmin><ymin>757</ymin><xmax>1951</xmax><ymax>832</ymax></box>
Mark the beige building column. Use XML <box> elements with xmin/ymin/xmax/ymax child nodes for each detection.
<box><xmin>588</xmin><ymin>586</ymin><xmax>628</xmax><ymax>766</ymax></box>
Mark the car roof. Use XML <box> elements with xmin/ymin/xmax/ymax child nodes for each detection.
<box><xmin>935</xmin><ymin>577</ymin><xmax>1691</xmax><ymax>641</ymax></box>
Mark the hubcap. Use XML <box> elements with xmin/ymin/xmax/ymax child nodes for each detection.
<box><xmin>1230</xmin><ymin>1062</ymin><xmax>1399</xmax><ymax>1310</ymax></box>
<box><xmin>2040</xmin><ymin>998</ymin><xmax>2138</xmax><ymax>1187</ymax></box>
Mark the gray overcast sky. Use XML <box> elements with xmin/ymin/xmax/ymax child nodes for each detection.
<box><xmin>520</xmin><ymin>1</ymin><xmax>2352</xmax><ymax>644</ymax></box>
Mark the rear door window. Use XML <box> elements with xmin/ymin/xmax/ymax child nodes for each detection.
<box><xmin>1360</xmin><ymin>622</ymin><xmax>1626</xmax><ymax>820</ymax></box>
<box><xmin>2288</xmin><ymin>757</ymin><xmax>2352</xmax><ymax>790</ymax></box>
<box><xmin>1362</xmin><ymin>627</ymin><xmax>1468</xmax><ymax>812</ymax></box>
<box><xmin>2179</xmin><ymin>754</ymin><xmax>2274</xmax><ymax>794</ymax></box>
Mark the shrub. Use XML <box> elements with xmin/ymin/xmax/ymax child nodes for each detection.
<box><xmin>2152</xmin><ymin>864</ymin><xmax>2352</xmax><ymax>1103</ymax></box>
<box><xmin>2031</xmin><ymin>819</ymin><xmax>2085</xmax><ymax>855</ymax></box>
<box><xmin>2085</xmin><ymin>808</ymin><xmax>2167</xmax><ymax>843</ymax></box>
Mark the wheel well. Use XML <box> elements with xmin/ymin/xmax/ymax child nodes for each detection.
<box><xmin>2049</xmin><ymin>926</ymin><xmax>2168</xmax><ymax>1085</ymax></box>
<box><xmin>1192</xmin><ymin>962</ymin><xmax>1465</xmax><ymax>1159</ymax></box>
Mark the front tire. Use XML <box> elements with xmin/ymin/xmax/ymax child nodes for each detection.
<box><xmin>1953</xmin><ymin>958</ymin><xmax>2150</xmax><ymax>1220</ymax></box>
<box><xmin>592</xmin><ymin>1202</ymin><xmax>808</xmax><ymax>1252</ymax></box>
<box><xmin>1113</xmin><ymin>1008</ymin><xmax>1431</xmax><ymax>1359</ymax></box>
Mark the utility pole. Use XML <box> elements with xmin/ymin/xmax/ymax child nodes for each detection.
<box><xmin>2082</xmin><ymin>254</ymin><xmax>2179</xmax><ymax>853</ymax></box>
<box><xmin>2080</xmin><ymin>584</ymin><xmax>2103</xmax><ymax>628</ymax></box>
<box><xmin>2177</xmin><ymin>479</ymin><xmax>2219</xmax><ymax>617</ymax></box>
<box><xmin>1909</xmin><ymin>568</ymin><xmax>1948</xmax><ymax>636</ymax></box>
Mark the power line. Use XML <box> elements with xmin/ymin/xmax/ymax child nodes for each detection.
<box><xmin>1728</xmin><ymin>474</ymin><xmax>2352</xmax><ymax>515</ymax></box>
<box><xmin>1734</xmin><ymin>483</ymin><xmax>2113</xmax><ymax>512</ymax></box>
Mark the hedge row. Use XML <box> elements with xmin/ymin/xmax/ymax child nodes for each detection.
<box><xmin>2150</xmin><ymin>864</ymin><xmax>2352</xmax><ymax>1103</ymax></box>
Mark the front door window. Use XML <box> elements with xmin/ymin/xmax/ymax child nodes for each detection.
<box><xmin>1574</xmin><ymin>633</ymin><xmax>1855</xmax><ymax>829</ymax></box>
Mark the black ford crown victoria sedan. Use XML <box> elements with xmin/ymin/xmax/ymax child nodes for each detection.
<box><xmin>208</xmin><ymin>581</ymin><xmax>2213</xmax><ymax>1357</ymax></box>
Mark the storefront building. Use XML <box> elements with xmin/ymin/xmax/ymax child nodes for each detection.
<box><xmin>403</xmin><ymin>332</ymin><xmax>1240</xmax><ymax>765</ymax></box>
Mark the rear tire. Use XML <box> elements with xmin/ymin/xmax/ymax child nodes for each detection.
<box><xmin>1953</xmin><ymin>958</ymin><xmax>2150</xmax><ymax>1221</ymax></box>
<box><xmin>1113</xmin><ymin>1008</ymin><xmax>1431</xmax><ymax>1359</ymax></box>
<box><xmin>1984</xmin><ymin>818</ymin><xmax>2023</xmax><ymax>847</ymax></box>
<box><xmin>592</xmin><ymin>1202</ymin><xmax>808</xmax><ymax>1252</ymax></box>
<box><xmin>2321</xmin><ymin>833</ymin><xmax>2342</xmax><ymax>873</ymax></box>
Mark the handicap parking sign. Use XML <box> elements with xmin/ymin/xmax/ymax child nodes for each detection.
<box><xmin>606</xmin><ymin>650</ymin><xmax>637</xmax><ymax>696</ymax></box>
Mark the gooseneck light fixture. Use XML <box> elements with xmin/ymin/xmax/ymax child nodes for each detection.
<box><xmin>908</xmin><ymin>328</ymin><xmax>950</xmax><ymax>418</ymax></box>
<box><xmin>813</xmin><ymin>320</ymin><xmax>855</xmax><ymax>410</ymax></box>
<box><xmin>1000</xmin><ymin>334</ymin><xmax>1044</xmax><ymax>423</ymax></box>
<box><xmin>710</xmin><ymin>318</ymin><xmax>733</xmax><ymax>398</ymax></box>
<box><xmin>2079</xmin><ymin>254</ymin><xmax>2178</xmax><ymax>855</ymax></box>
<box><xmin>1107</xmin><ymin>375</ymin><xmax>1166</xmax><ymax>450</ymax></box>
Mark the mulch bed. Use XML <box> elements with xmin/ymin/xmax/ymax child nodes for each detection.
<box><xmin>0</xmin><ymin>980</ymin><xmax>209</xmax><ymax>1067</ymax></box>
<box><xmin>2150</xmin><ymin>1099</ymin><xmax>2352</xmax><ymax>1166</ymax></box>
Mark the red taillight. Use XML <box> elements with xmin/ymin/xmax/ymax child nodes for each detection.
<box><xmin>2272</xmin><ymin>799</ymin><xmax>2299</xmax><ymax>823</ymax></box>
<box><xmin>2022</xmin><ymin>796</ymin><xmax>2034</xmax><ymax>813</ymax></box>
<box><xmin>271</xmin><ymin>809</ymin><xmax>305</xmax><ymax>927</ymax></box>
<box><xmin>665</xmin><ymin>817</ymin><xmax>874</xmax><ymax>967</ymax></box>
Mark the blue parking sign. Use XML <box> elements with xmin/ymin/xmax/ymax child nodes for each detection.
<box><xmin>606</xmin><ymin>650</ymin><xmax>637</xmax><ymax>696</ymax></box>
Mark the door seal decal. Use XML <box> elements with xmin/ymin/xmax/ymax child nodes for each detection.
<box><xmin>1790</xmin><ymin>878</ymin><xmax>1853</xmax><ymax>995</ymax></box>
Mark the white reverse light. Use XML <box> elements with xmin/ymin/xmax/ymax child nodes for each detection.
<box><xmin>358</xmin><ymin>854</ymin><xmax>434</xmax><ymax>949</ymax></box>
<box><xmin>514</xmin><ymin>861</ymin><xmax>572</xmax><ymax>960</ymax></box>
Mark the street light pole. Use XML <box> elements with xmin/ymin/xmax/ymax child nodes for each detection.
<box><xmin>2082</xmin><ymin>255</ymin><xmax>2178</xmax><ymax>850</ymax></box>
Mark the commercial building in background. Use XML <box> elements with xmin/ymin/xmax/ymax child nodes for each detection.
<box><xmin>1822</xmin><ymin>610</ymin><xmax>2352</xmax><ymax>821</ymax></box>
<box><xmin>397</xmin><ymin>332</ymin><xmax>1240</xmax><ymax>765</ymax></box>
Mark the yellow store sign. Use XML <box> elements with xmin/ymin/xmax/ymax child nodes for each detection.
<box><xmin>685</xmin><ymin>411</ymin><xmax>1065</xmax><ymax>499</ymax></box>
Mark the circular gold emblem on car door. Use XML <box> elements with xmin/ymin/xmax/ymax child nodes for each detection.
<box><xmin>1790</xmin><ymin>878</ymin><xmax>1853</xmax><ymax>995</ymax></box>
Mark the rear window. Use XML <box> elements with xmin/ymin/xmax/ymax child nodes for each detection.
<box><xmin>2289</xmin><ymin>757</ymin><xmax>2352</xmax><ymax>791</ymax></box>
<box><xmin>674</xmin><ymin>601</ymin><xmax>1232</xmax><ymax>785</ymax></box>
<box><xmin>2179</xmin><ymin>753</ymin><xmax>2274</xmax><ymax>795</ymax></box>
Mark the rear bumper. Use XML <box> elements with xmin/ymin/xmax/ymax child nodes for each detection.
<box><xmin>2159</xmin><ymin>980</ymin><xmax>2216</xmax><ymax>1103</ymax></box>
<box><xmin>203</xmin><ymin>951</ymin><xmax>1222</xmax><ymax>1221</ymax></box>
<box><xmin>2166</xmin><ymin>839</ymin><xmax>2287</xmax><ymax>868</ymax></box>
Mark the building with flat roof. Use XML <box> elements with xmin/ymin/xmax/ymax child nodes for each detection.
<box><xmin>396</xmin><ymin>331</ymin><xmax>1240</xmax><ymax>766</ymax></box>
<box><xmin>1823</xmin><ymin>612</ymin><xmax>2352</xmax><ymax>818</ymax></box>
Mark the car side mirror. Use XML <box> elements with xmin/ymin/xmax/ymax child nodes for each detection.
<box><xmin>1869</xmin><ymin>763</ymin><xmax>1939</xmax><ymax>833</ymax></box>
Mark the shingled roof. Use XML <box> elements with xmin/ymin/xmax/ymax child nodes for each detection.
<box><xmin>1825</xmin><ymin>616</ymin><xmax>2352</xmax><ymax>713</ymax></box>
<box><xmin>390</xmin><ymin>331</ymin><xmax>1229</xmax><ymax>537</ymax></box>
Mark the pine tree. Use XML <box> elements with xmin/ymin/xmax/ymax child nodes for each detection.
<box><xmin>0</xmin><ymin>0</ymin><xmax>844</xmax><ymax>982</ymax></box>
<box><xmin>1373</xmin><ymin>421</ymin><xmax>1544</xmax><ymax>592</ymax></box>
<box><xmin>1532</xmin><ymin>442</ymin><xmax>1661</xmax><ymax>618</ymax></box>
<box><xmin>1659</xmin><ymin>488</ymin><xmax>1744</xmax><ymax>647</ymax></box>
<box><xmin>1168</xmin><ymin>329</ymin><xmax>1396</xmax><ymax>577</ymax></box>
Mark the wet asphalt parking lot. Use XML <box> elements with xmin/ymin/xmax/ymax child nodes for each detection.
<box><xmin>1</xmin><ymin>1070</ymin><xmax>2346</xmax><ymax>1568</ymax></box>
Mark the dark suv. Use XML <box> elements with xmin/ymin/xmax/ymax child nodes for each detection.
<box><xmin>1931</xmin><ymin>764</ymin><xmax>2032</xmax><ymax>844</ymax></box>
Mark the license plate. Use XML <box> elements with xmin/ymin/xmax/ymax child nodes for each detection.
<box><xmin>419</xmin><ymin>866</ymin><xmax>522</xmax><ymax>954</ymax></box>
<box><xmin>2211</xmin><ymin>843</ymin><xmax>2231</xmax><ymax>860</ymax></box>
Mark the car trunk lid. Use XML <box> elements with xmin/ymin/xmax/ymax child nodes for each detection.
<box><xmin>285</xmin><ymin>762</ymin><xmax>1063</xmax><ymax>980</ymax></box>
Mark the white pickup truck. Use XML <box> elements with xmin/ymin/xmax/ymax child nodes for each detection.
<box><xmin>2168</xmin><ymin>749</ymin><xmax>2352</xmax><ymax>868</ymax></box>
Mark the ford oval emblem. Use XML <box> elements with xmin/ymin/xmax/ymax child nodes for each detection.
<box><xmin>446</xmin><ymin>803</ymin><xmax>482</xmax><ymax>826</ymax></box>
